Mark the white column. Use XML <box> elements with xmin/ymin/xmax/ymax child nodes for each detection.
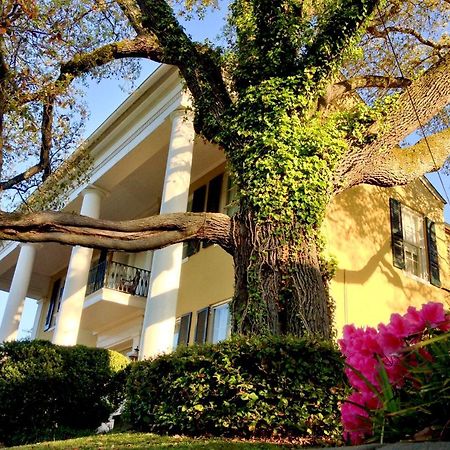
<box><xmin>52</xmin><ymin>186</ymin><xmax>103</xmax><ymax>346</ymax></box>
<box><xmin>30</xmin><ymin>300</ymin><xmax>43</xmax><ymax>340</ymax></box>
<box><xmin>140</xmin><ymin>109</ymin><xmax>195</xmax><ymax>359</ymax></box>
<box><xmin>0</xmin><ymin>243</ymin><xmax>38</xmax><ymax>342</ymax></box>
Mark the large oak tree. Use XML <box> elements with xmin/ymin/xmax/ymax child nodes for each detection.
<box><xmin>0</xmin><ymin>0</ymin><xmax>449</xmax><ymax>338</ymax></box>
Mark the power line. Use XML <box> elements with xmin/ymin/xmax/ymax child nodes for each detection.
<box><xmin>375</xmin><ymin>3</ymin><xmax>450</xmax><ymax>204</ymax></box>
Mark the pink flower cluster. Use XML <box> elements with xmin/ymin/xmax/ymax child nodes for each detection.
<box><xmin>339</xmin><ymin>301</ymin><xmax>450</xmax><ymax>444</ymax></box>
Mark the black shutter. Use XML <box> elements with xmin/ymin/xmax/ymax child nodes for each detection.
<box><xmin>426</xmin><ymin>218</ymin><xmax>441</xmax><ymax>287</ymax></box>
<box><xmin>178</xmin><ymin>313</ymin><xmax>192</xmax><ymax>346</ymax></box>
<box><xmin>186</xmin><ymin>185</ymin><xmax>207</xmax><ymax>257</ymax></box>
<box><xmin>206</xmin><ymin>174</ymin><xmax>223</xmax><ymax>213</ymax></box>
<box><xmin>194</xmin><ymin>307</ymin><xmax>210</xmax><ymax>344</ymax></box>
<box><xmin>389</xmin><ymin>198</ymin><xmax>405</xmax><ymax>269</ymax></box>
<box><xmin>44</xmin><ymin>279</ymin><xmax>61</xmax><ymax>331</ymax></box>
<box><xmin>204</xmin><ymin>174</ymin><xmax>224</xmax><ymax>248</ymax></box>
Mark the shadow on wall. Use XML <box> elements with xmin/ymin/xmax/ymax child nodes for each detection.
<box><xmin>325</xmin><ymin>181</ymin><xmax>450</xmax><ymax>328</ymax></box>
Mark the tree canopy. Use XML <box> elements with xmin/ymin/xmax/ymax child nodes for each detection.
<box><xmin>0</xmin><ymin>0</ymin><xmax>449</xmax><ymax>337</ymax></box>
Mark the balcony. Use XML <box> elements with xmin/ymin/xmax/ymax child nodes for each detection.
<box><xmin>86</xmin><ymin>260</ymin><xmax>151</xmax><ymax>297</ymax></box>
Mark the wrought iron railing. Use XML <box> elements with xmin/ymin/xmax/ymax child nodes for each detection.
<box><xmin>86</xmin><ymin>260</ymin><xmax>151</xmax><ymax>297</ymax></box>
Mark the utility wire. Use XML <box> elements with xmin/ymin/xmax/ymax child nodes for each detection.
<box><xmin>376</xmin><ymin>3</ymin><xmax>450</xmax><ymax>204</ymax></box>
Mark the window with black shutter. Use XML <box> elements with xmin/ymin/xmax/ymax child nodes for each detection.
<box><xmin>426</xmin><ymin>218</ymin><xmax>441</xmax><ymax>287</ymax></box>
<box><xmin>389</xmin><ymin>198</ymin><xmax>405</xmax><ymax>269</ymax></box>
<box><xmin>194</xmin><ymin>307</ymin><xmax>209</xmax><ymax>344</ymax></box>
<box><xmin>390</xmin><ymin>198</ymin><xmax>441</xmax><ymax>285</ymax></box>
<box><xmin>44</xmin><ymin>279</ymin><xmax>61</xmax><ymax>331</ymax></box>
<box><xmin>203</xmin><ymin>174</ymin><xmax>223</xmax><ymax>248</ymax></box>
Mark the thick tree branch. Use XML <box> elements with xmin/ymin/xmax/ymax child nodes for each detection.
<box><xmin>362</xmin><ymin>127</ymin><xmax>450</xmax><ymax>187</ymax></box>
<box><xmin>16</xmin><ymin>35</ymin><xmax>166</xmax><ymax>106</ymax></box>
<box><xmin>135</xmin><ymin>0</ymin><xmax>232</xmax><ymax>141</ymax></box>
<box><xmin>0</xmin><ymin>34</ymin><xmax>168</xmax><ymax>191</ymax></box>
<box><xmin>0</xmin><ymin>211</ymin><xmax>234</xmax><ymax>254</ymax></box>
<box><xmin>115</xmin><ymin>0</ymin><xmax>147</xmax><ymax>35</ymax></box>
<box><xmin>336</xmin><ymin>51</ymin><xmax>450</xmax><ymax>191</ymax></box>
<box><xmin>58</xmin><ymin>35</ymin><xmax>165</xmax><ymax>86</ymax></box>
<box><xmin>366</xmin><ymin>25</ymin><xmax>449</xmax><ymax>52</ymax></box>
<box><xmin>318</xmin><ymin>75</ymin><xmax>411</xmax><ymax>110</ymax></box>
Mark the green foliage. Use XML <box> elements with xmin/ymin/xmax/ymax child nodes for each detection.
<box><xmin>373</xmin><ymin>332</ymin><xmax>450</xmax><ymax>442</ymax></box>
<box><xmin>0</xmin><ymin>340</ymin><xmax>129</xmax><ymax>446</ymax></box>
<box><xmin>125</xmin><ymin>335</ymin><xmax>347</xmax><ymax>441</ymax></box>
<box><xmin>221</xmin><ymin>75</ymin><xmax>398</xmax><ymax>233</ymax></box>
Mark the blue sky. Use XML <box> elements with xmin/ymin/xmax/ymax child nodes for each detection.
<box><xmin>1</xmin><ymin>0</ymin><xmax>449</xmax><ymax>338</ymax></box>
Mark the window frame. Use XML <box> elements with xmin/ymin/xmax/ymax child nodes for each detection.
<box><xmin>207</xmin><ymin>300</ymin><xmax>231</xmax><ymax>344</ymax></box>
<box><xmin>401</xmin><ymin>205</ymin><xmax>428</xmax><ymax>281</ymax></box>
<box><xmin>390</xmin><ymin>198</ymin><xmax>441</xmax><ymax>286</ymax></box>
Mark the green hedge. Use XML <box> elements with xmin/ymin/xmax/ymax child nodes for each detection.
<box><xmin>125</xmin><ymin>335</ymin><xmax>346</xmax><ymax>440</ymax></box>
<box><xmin>0</xmin><ymin>340</ymin><xmax>129</xmax><ymax>446</ymax></box>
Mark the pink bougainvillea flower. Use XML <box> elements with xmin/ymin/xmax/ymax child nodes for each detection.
<box><xmin>341</xmin><ymin>392</ymin><xmax>372</xmax><ymax>444</ymax></box>
<box><xmin>437</xmin><ymin>315</ymin><xmax>450</xmax><ymax>332</ymax></box>
<box><xmin>404</xmin><ymin>306</ymin><xmax>426</xmax><ymax>336</ymax></box>
<box><xmin>382</xmin><ymin>355</ymin><xmax>407</xmax><ymax>387</ymax></box>
<box><xmin>377</xmin><ymin>324</ymin><xmax>404</xmax><ymax>354</ymax></box>
<box><xmin>340</xmin><ymin>301</ymin><xmax>448</xmax><ymax>445</ymax></box>
<box><xmin>419</xmin><ymin>302</ymin><xmax>446</xmax><ymax>328</ymax></box>
<box><xmin>386</xmin><ymin>313</ymin><xmax>410</xmax><ymax>338</ymax></box>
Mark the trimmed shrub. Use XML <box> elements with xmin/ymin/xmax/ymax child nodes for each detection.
<box><xmin>0</xmin><ymin>340</ymin><xmax>129</xmax><ymax>446</ymax></box>
<box><xmin>125</xmin><ymin>335</ymin><xmax>346</xmax><ymax>440</ymax></box>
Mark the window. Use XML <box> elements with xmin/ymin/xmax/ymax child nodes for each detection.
<box><xmin>225</xmin><ymin>175</ymin><xmax>239</xmax><ymax>217</ymax></box>
<box><xmin>402</xmin><ymin>206</ymin><xmax>426</xmax><ymax>278</ymax></box>
<box><xmin>194</xmin><ymin>307</ymin><xmax>209</xmax><ymax>344</ymax></box>
<box><xmin>183</xmin><ymin>173</ymin><xmax>224</xmax><ymax>258</ymax></box>
<box><xmin>44</xmin><ymin>277</ymin><xmax>65</xmax><ymax>331</ymax></box>
<box><xmin>389</xmin><ymin>198</ymin><xmax>440</xmax><ymax>286</ymax></box>
<box><xmin>193</xmin><ymin>302</ymin><xmax>231</xmax><ymax>345</ymax></box>
<box><xmin>208</xmin><ymin>302</ymin><xmax>231</xmax><ymax>344</ymax></box>
<box><xmin>173</xmin><ymin>312</ymin><xmax>192</xmax><ymax>349</ymax></box>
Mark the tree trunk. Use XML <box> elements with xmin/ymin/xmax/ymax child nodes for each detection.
<box><xmin>230</xmin><ymin>210</ymin><xmax>332</xmax><ymax>339</ymax></box>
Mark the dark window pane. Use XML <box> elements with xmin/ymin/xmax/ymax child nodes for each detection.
<box><xmin>44</xmin><ymin>279</ymin><xmax>61</xmax><ymax>331</ymax></box>
<box><xmin>178</xmin><ymin>313</ymin><xmax>192</xmax><ymax>346</ymax></box>
<box><xmin>194</xmin><ymin>307</ymin><xmax>209</xmax><ymax>344</ymax></box>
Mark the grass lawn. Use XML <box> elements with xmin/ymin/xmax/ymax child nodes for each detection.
<box><xmin>8</xmin><ymin>432</ymin><xmax>315</xmax><ymax>449</ymax></box>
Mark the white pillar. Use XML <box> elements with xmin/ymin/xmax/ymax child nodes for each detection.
<box><xmin>140</xmin><ymin>109</ymin><xmax>195</xmax><ymax>359</ymax></box>
<box><xmin>0</xmin><ymin>243</ymin><xmax>38</xmax><ymax>342</ymax></box>
<box><xmin>52</xmin><ymin>186</ymin><xmax>103</xmax><ymax>346</ymax></box>
<box><xmin>30</xmin><ymin>300</ymin><xmax>43</xmax><ymax>340</ymax></box>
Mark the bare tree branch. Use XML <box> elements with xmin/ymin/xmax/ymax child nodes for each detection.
<box><xmin>0</xmin><ymin>211</ymin><xmax>234</xmax><ymax>254</ymax></box>
<box><xmin>361</xmin><ymin>127</ymin><xmax>450</xmax><ymax>187</ymax></box>
<box><xmin>366</xmin><ymin>25</ymin><xmax>449</xmax><ymax>52</ymax></box>
<box><xmin>15</xmin><ymin>35</ymin><xmax>166</xmax><ymax>107</ymax></box>
<box><xmin>318</xmin><ymin>75</ymin><xmax>411</xmax><ymax>110</ymax></box>
<box><xmin>335</xmin><ymin>50</ymin><xmax>450</xmax><ymax>191</ymax></box>
<box><xmin>0</xmin><ymin>95</ymin><xmax>55</xmax><ymax>190</ymax></box>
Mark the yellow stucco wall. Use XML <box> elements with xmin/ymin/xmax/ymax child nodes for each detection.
<box><xmin>176</xmin><ymin>177</ymin><xmax>450</xmax><ymax>340</ymax></box>
<box><xmin>325</xmin><ymin>179</ymin><xmax>450</xmax><ymax>334</ymax></box>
